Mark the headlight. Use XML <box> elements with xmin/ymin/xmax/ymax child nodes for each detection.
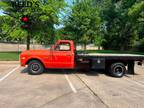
<box><xmin>21</xmin><ymin>57</ymin><xmax>26</xmax><ymax>60</ymax></box>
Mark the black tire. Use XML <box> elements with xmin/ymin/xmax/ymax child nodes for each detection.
<box><xmin>28</xmin><ymin>60</ymin><xmax>44</xmax><ymax>75</ymax></box>
<box><xmin>109</xmin><ymin>62</ymin><xmax>126</xmax><ymax>78</ymax></box>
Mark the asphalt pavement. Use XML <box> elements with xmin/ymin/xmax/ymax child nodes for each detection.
<box><xmin>0</xmin><ymin>61</ymin><xmax>143</xmax><ymax>108</ymax></box>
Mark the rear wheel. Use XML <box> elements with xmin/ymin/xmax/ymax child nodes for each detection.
<box><xmin>28</xmin><ymin>60</ymin><xmax>44</xmax><ymax>75</ymax></box>
<box><xmin>109</xmin><ymin>62</ymin><xmax>126</xmax><ymax>78</ymax></box>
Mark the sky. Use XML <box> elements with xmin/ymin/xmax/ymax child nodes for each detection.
<box><xmin>0</xmin><ymin>10</ymin><xmax>4</xmax><ymax>16</ymax></box>
<box><xmin>66</xmin><ymin>0</ymin><xmax>73</xmax><ymax>5</ymax></box>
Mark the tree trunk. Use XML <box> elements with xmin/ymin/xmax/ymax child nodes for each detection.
<box><xmin>26</xmin><ymin>35</ymin><xmax>30</xmax><ymax>50</ymax></box>
<box><xmin>84</xmin><ymin>43</ymin><xmax>86</xmax><ymax>51</ymax></box>
<box><xmin>98</xmin><ymin>45</ymin><xmax>101</xmax><ymax>50</ymax></box>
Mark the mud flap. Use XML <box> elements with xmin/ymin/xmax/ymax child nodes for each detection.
<box><xmin>128</xmin><ymin>61</ymin><xmax>135</xmax><ymax>74</ymax></box>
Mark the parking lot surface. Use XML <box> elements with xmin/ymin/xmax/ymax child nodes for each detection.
<box><xmin>0</xmin><ymin>61</ymin><xmax>144</xmax><ymax>108</ymax></box>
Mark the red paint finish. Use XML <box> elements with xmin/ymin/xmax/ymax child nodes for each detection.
<box><xmin>20</xmin><ymin>40</ymin><xmax>75</xmax><ymax>69</ymax></box>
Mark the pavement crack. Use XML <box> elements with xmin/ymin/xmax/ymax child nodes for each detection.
<box><xmin>75</xmin><ymin>74</ymin><xmax>110</xmax><ymax>108</ymax></box>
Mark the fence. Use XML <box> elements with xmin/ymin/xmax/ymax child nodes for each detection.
<box><xmin>0</xmin><ymin>42</ymin><xmax>101</xmax><ymax>52</ymax></box>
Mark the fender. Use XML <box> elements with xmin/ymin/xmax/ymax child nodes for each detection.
<box><xmin>25</xmin><ymin>56</ymin><xmax>46</xmax><ymax>68</ymax></box>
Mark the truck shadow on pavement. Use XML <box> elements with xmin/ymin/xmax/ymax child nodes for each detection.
<box><xmin>21</xmin><ymin>67</ymin><xmax>140</xmax><ymax>78</ymax></box>
<box><xmin>21</xmin><ymin>67</ymin><xmax>110</xmax><ymax>77</ymax></box>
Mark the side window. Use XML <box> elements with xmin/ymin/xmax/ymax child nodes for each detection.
<box><xmin>55</xmin><ymin>42</ymin><xmax>71</xmax><ymax>51</ymax></box>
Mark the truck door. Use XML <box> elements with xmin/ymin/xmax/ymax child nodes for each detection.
<box><xmin>51</xmin><ymin>42</ymin><xmax>74</xmax><ymax>69</ymax></box>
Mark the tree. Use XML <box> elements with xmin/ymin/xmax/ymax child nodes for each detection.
<box><xmin>128</xmin><ymin>0</ymin><xmax>144</xmax><ymax>39</ymax></box>
<box><xmin>94</xmin><ymin>35</ymin><xmax>105</xmax><ymax>50</ymax></box>
<box><xmin>0</xmin><ymin>15</ymin><xmax>26</xmax><ymax>42</ymax></box>
<box><xmin>128</xmin><ymin>0</ymin><xmax>144</xmax><ymax>51</ymax></box>
<box><xmin>64</xmin><ymin>0</ymin><xmax>102</xmax><ymax>50</ymax></box>
<box><xmin>101</xmin><ymin>0</ymin><xmax>143</xmax><ymax>50</ymax></box>
<box><xmin>0</xmin><ymin>0</ymin><xmax>66</xmax><ymax>50</ymax></box>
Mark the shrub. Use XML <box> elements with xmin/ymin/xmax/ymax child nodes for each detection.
<box><xmin>133</xmin><ymin>38</ymin><xmax>144</xmax><ymax>52</ymax></box>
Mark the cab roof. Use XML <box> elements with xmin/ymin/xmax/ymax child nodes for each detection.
<box><xmin>57</xmin><ymin>40</ymin><xmax>73</xmax><ymax>43</ymax></box>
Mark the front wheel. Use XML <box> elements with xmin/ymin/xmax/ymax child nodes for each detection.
<box><xmin>109</xmin><ymin>62</ymin><xmax>126</xmax><ymax>78</ymax></box>
<box><xmin>28</xmin><ymin>60</ymin><xmax>44</xmax><ymax>75</ymax></box>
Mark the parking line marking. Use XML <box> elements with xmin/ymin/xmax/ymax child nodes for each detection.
<box><xmin>64</xmin><ymin>74</ymin><xmax>77</xmax><ymax>93</ymax></box>
<box><xmin>0</xmin><ymin>66</ymin><xmax>20</xmax><ymax>82</ymax></box>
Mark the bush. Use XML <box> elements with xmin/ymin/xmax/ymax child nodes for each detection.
<box><xmin>132</xmin><ymin>38</ymin><xmax>144</xmax><ymax>52</ymax></box>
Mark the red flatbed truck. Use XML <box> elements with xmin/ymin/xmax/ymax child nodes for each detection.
<box><xmin>20</xmin><ymin>40</ymin><xmax>144</xmax><ymax>77</ymax></box>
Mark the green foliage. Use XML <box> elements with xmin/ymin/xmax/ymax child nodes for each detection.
<box><xmin>10</xmin><ymin>28</ymin><xmax>27</xmax><ymax>40</ymax></box>
<box><xmin>0</xmin><ymin>0</ymin><xmax>66</xmax><ymax>44</ymax></box>
<box><xmin>94</xmin><ymin>35</ymin><xmax>105</xmax><ymax>48</ymax></box>
<box><xmin>64</xmin><ymin>0</ymin><xmax>102</xmax><ymax>48</ymax></box>
<box><xmin>101</xmin><ymin>0</ymin><xmax>143</xmax><ymax>50</ymax></box>
<box><xmin>0</xmin><ymin>15</ymin><xmax>26</xmax><ymax>42</ymax></box>
<box><xmin>133</xmin><ymin>38</ymin><xmax>144</xmax><ymax>52</ymax></box>
<box><xmin>128</xmin><ymin>0</ymin><xmax>144</xmax><ymax>46</ymax></box>
<box><xmin>128</xmin><ymin>1</ymin><xmax>144</xmax><ymax>22</ymax></box>
<box><xmin>0</xmin><ymin>0</ymin><xmax>144</xmax><ymax>52</ymax></box>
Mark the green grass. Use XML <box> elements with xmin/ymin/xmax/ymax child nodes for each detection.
<box><xmin>77</xmin><ymin>50</ymin><xmax>144</xmax><ymax>55</ymax></box>
<box><xmin>0</xmin><ymin>52</ymin><xmax>21</xmax><ymax>61</ymax></box>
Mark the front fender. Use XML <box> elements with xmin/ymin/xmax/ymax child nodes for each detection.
<box><xmin>25</xmin><ymin>56</ymin><xmax>46</xmax><ymax>68</ymax></box>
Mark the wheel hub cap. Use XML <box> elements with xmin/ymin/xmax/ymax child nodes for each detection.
<box><xmin>32</xmin><ymin>63</ymin><xmax>40</xmax><ymax>71</ymax></box>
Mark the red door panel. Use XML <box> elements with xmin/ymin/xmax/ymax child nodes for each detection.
<box><xmin>50</xmin><ymin>42</ymin><xmax>74</xmax><ymax>69</ymax></box>
<box><xmin>51</xmin><ymin>51</ymin><xmax>74</xmax><ymax>68</ymax></box>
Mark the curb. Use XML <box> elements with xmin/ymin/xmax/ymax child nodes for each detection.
<box><xmin>0</xmin><ymin>61</ymin><xmax>20</xmax><ymax>64</ymax></box>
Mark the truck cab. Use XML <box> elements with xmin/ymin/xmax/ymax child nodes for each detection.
<box><xmin>49</xmin><ymin>40</ymin><xmax>75</xmax><ymax>69</ymax></box>
<box><xmin>20</xmin><ymin>40</ymin><xmax>75</xmax><ymax>75</ymax></box>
